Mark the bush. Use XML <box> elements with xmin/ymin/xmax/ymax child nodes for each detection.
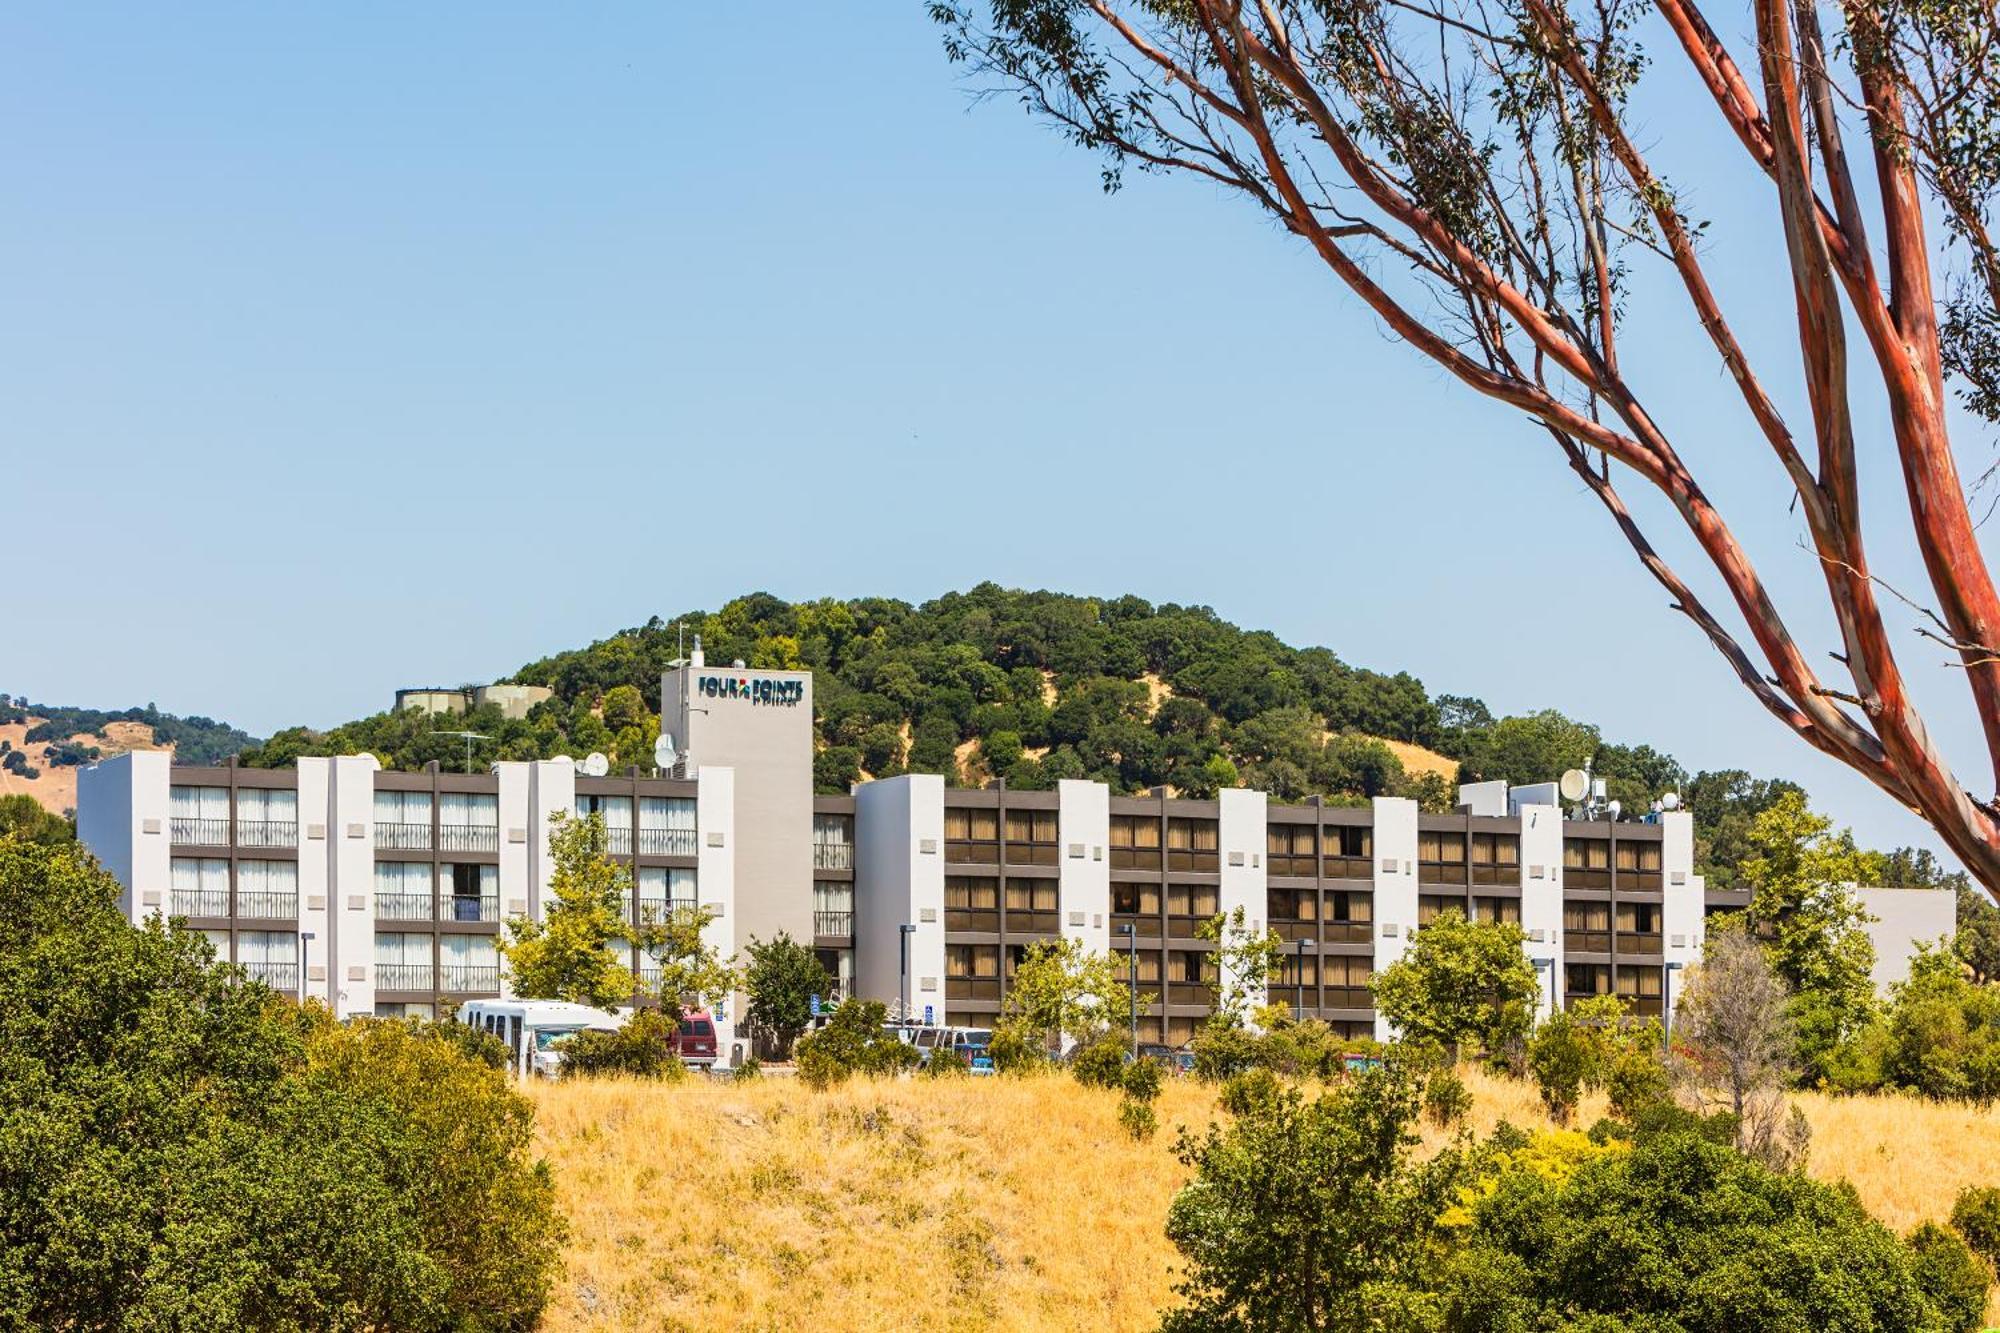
<box><xmin>1951</xmin><ymin>1185</ymin><xmax>2000</xmax><ymax>1272</ymax></box>
<box><xmin>1527</xmin><ymin>1011</ymin><xmax>1593</xmax><ymax>1126</ymax></box>
<box><xmin>1423</xmin><ymin>1065</ymin><xmax>1472</xmax><ymax>1129</ymax></box>
<box><xmin>0</xmin><ymin>838</ymin><xmax>564</xmax><ymax>1330</ymax></box>
<box><xmin>1906</xmin><ymin>1222</ymin><xmax>1990</xmax><ymax>1332</ymax></box>
<box><xmin>1118</xmin><ymin>1098</ymin><xmax>1159</xmax><ymax>1142</ymax></box>
<box><xmin>793</xmin><ymin>999</ymin><xmax>919</xmax><ymax>1089</ymax></box>
<box><xmin>560</xmin><ymin>1008</ymin><xmax>686</xmax><ymax>1080</ymax></box>
<box><xmin>1217</xmin><ymin>1067</ymin><xmax>1283</xmax><ymax>1117</ymax></box>
<box><xmin>1604</xmin><ymin>1047</ymin><xmax>1672</xmax><ymax>1118</ymax></box>
<box><xmin>922</xmin><ymin>1045</ymin><xmax>970</xmax><ymax>1077</ymax></box>
<box><xmin>1071</xmin><ymin>1033</ymin><xmax>1128</xmax><ymax>1089</ymax></box>
<box><xmin>421</xmin><ymin>1015</ymin><xmax>511</xmax><ymax>1070</ymax></box>
<box><xmin>733</xmin><ymin>1055</ymin><xmax>763</xmax><ymax>1081</ymax></box>
<box><xmin>1123</xmin><ymin>1053</ymin><xmax>1164</xmax><ymax>1104</ymax></box>
<box><xmin>1190</xmin><ymin>1019</ymin><xmax>1260</xmax><ymax>1083</ymax></box>
<box><xmin>986</xmin><ymin>1019</ymin><xmax>1044</xmax><ymax>1074</ymax></box>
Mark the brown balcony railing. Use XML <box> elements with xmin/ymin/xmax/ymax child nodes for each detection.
<box><xmin>815</xmin><ymin>910</ymin><xmax>854</xmax><ymax>938</ymax></box>
<box><xmin>234</xmin><ymin>819</ymin><xmax>298</xmax><ymax>849</ymax></box>
<box><xmin>1616</xmin><ymin>932</ymin><xmax>1664</xmax><ymax>957</ymax></box>
<box><xmin>946</xmin><ymin>977</ymin><xmax>1001</xmax><ymax>1001</ymax></box>
<box><xmin>236</xmin><ymin>891</ymin><xmax>298</xmax><ymax>920</ymax></box>
<box><xmin>1321</xmin><ymin>921</ymin><xmax>1372</xmax><ymax>945</ymax></box>
<box><xmin>1267</xmin><ymin>853</ymin><xmax>1317</xmax><ymax>877</ymax></box>
<box><xmin>1005</xmin><ymin>843</ymin><xmax>1060</xmax><ymax>867</ymax></box>
<box><xmin>946</xmin><ymin>909</ymin><xmax>1000</xmax><ymax>933</ymax></box>
<box><xmin>1167</xmin><ymin>850</ymin><xmax>1220</xmax><ymax>873</ymax></box>
<box><xmin>1166</xmin><ymin>983</ymin><xmax>1218</xmax><ymax>1007</ymax></box>
<box><xmin>376</xmin><ymin>963</ymin><xmax>434</xmax><ymax>992</ymax></box>
<box><xmin>374</xmin><ymin>821</ymin><xmax>432</xmax><ymax>851</ymax></box>
<box><xmin>1110</xmin><ymin>847</ymin><xmax>1162</xmax><ymax>870</ymax></box>
<box><xmin>1567</xmin><ymin>930</ymin><xmax>1612</xmax><ymax>954</ymax></box>
<box><xmin>1323</xmin><ymin>985</ymin><xmax>1373</xmax><ymax>1008</ymax></box>
<box><xmin>170</xmin><ymin>888</ymin><xmax>230</xmax><ymax>918</ymax></box>
<box><xmin>1322</xmin><ymin>855</ymin><xmax>1372</xmax><ymax>880</ymax></box>
<box><xmin>1005</xmin><ymin>910</ymin><xmax>1060</xmax><ymax>935</ymax></box>
<box><xmin>242</xmin><ymin>960</ymin><xmax>298</xmax><ymax>990</ymax></box>
<box><xmin>375</xmin><ymin>892</ymin><xmax>434</xmax><ymax>922</ymax></box>
<box><xmin>171</xmin><ymin>817</ymin><xmax>230</xmax><ymax>846</ymax></box>
<box><xmin>945</xmin><ymin>840</ymin><xmax>1000</xmax><ymax>865</ymax></box>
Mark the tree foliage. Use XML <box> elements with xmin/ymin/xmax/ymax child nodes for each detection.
<box><xmin>792</xmin><ymin>999</ymin><xmax>920</xmax><ymax>1089</ymax></box>
<box><xmin>1372</xmin><ymin>909</ymin><xmax>1540</xmax><ymax>1058</ymax></box>
<box><xmin>499</xmin><ymin>812</ymin><xmax>639</xmax><ymax>1009</ymax></box>
<box><xmin>742</xmin><ymin>932</ymin><xmax>834</xmax><ymax>1059</ymax></box>
<box><xmin>0</xmin><ymin>836</ymin><xmax>563</xmax><ymax>1329</ymax></box>
<box><xmin>0</xmin><ymin>794</ymin><xmax>72</xmax><ymax>846</ymax></box>
<box><xmin>1003</xmin><ymin>936</ymin><xmax>1141</xmax><ymax>1050</ymax></box>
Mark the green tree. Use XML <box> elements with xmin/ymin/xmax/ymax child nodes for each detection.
<box><xmin>1372</xmin><ymin>909</ymin><xmax>1540</xmax><ymax>1059</ymax></box>
<box><xmin>742</xmin><ymin>932</ymin><xmax>833</xmax><ymax>1059</ymax></box>
<box><xmin>1003</xmin><ymin>937</ymin><xmax>1137</xmax><ymax>1051</ymax></box>
<box><xmin>637</xmin><ymin>903</ymin><xmax>738</xmax><ymax>1020</ymax></box>
<box><xmin>499</xmin><ymin>812</ymin><xmax>637</xmax><ymax>1008</ymax></box>
<box><xmin>558</xmin><ymin>1008</ymin><xmax>686</xmax><ymax>1079</ymax></box>
<box><xmin>600</xmin><ymin>683</ymin><xmax>650</xmax><ymax>732</ymax></box>
<box><xmin>792</xmin><ymin>998</ymin><xmax>919</xmax><ymax>1088</ymax></box>
<box><xmin>0</xmin><ymin>836</ymin><xmax>564</xmax><ymax>1329</ymax></box>
<box><xmin>1737</xmin><ymin>791</ymin><xmax>1881</xmax><ymax>1083</ymax></box>
<box><xmin>1196</xmin><ymin>905</ymin><xmax>1284</xmax><ymax>1027</ymax></box>
<box><xmin>0</xmin><ymin>794</ymin><xmax>71</xmax><ymax>845</ymax></box>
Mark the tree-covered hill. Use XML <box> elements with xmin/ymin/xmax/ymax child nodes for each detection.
<box><xmin>243</xmin><ymin>585</ymin><xmax>1682</xmax><ymax>810</ymax></box>
<box><xmin>0</xmin><ymin>696</ymin><xmax>256</xmax><ymax>768</ymax></box>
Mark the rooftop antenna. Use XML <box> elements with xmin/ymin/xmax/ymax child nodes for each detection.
<box><xmin>436</xmin><ymin>730</ymin><xmax>492</xmax><ymax>773</ymax></box>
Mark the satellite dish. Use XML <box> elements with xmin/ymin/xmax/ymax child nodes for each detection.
<box><xmin>1558</xmin><ymin>769</ymin><xmax>1588</xmax><ymax>802</ymax></box>
<box><xmin>1660</xmin><ymin>790</ymin><xmax>1681</xmax><ymax>811</ymax></box>
<box><xmin>581</xmin><ymin>751</ymin><xmax>610</xmax><ymax>778</ymax></box>
<box><xmin>551</xmin><ymin>754</ymin><xmax>573</xmax><ymax>765</ymax></box>
<box><xmin>654</xmin><ymin>733</ymin><xmax>679</xmax><ymax>771</ymax></box>
<box><xmin>1606</xmin><ymin>799</ymin><xmax>1623</xmax><ymax>820</ymax></box>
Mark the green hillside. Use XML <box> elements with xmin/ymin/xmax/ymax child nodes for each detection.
<box><xmin>0</xmin><ymin>695</ymin><xmax>257</xmax><ymax>768</ymax></box>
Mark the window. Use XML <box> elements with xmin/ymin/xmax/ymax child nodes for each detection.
<box><xmin>811</xmin><ymin>812</ymin><xmax>852</xmax><ymax>869</ymax></box>
<box><xmin>1417</xmin><ymin>831</ymin><xmax>1466</xmax><ymax>883</ymax></box>
<box><xmin>375</xmin><ymin>932</ymin><xmax>432</xmax><ymax>991</ymax></box>
<box><xmin>1276</xmin><ymin>952</ymin><xmax>1319</xmax><ymax>989</ymax></box>
<box><xmin>1167</xmin><ymin>883</ymin><xmax>1220</xmax><ymax>917</ymax></box>
<box><xmin>374</xmin><ymin>862</ymin><xmax>434</xmax><ymax>921</ymax></box>
<box><xmin>374</xmin><ymin>790</ymin><xmax>432</xmax><ymax>849</ymax></box>
<box><xmin>945</xmin><ymin>875</ymin><xmax>1000</xmax><ymax>931</ymax></box>
<box><xmin>1563</xmin><ymin>900</ymin><xmax>1611</xmax><ymax>952</ymax></box>
<box><xmin>1616</xmin><ymin>901</ymin><xmax>1663</xmax><ymax>955</ymax></box>
<box><xmin>439</xmin><ymin>793</ymin><xmax>499</xmax><ymax>852</ymax></box>
<box><xmin>1169</xmin><ymin>950</ymin><xmax>1217</xmax><ymax>985</ymax></box>
<box><xmin>1324</xmin><ymin>890</ymin><xmax>1373</xmax><ymax>943</ymax></box>
<box><xmin>236</xmin><ymin>860</ymin><xmax>298</xmax><ymax>919</ymax></box>
<box><xmin>1471</xmin><ymin>833</ymin><xmax>1520</xmax><ymax>884</ymax></box>
<box><xmin>1418</xmin><ymin>894</ymin><xmax>1463</xmax><ymax>926</ymax></box>
<box><xmin>1564</xmin><ymin>838</ymin><xmax>1611</xmax><ymax>888</ymax></box>
<box><xmin>814</xmin><ymin>881</ymin><xmax>854</xmax><ymax>937</ymax></box>
<box><xmin>1616</xmin><ymin>840</ymin><xmax>1664</xmax><ymax>888</ymax></box>
<box><xmin>237</xmin><ymin>930</ymin><xmax>297</xmax><ymax>990</ymax></box>
<box><xmin>815</xmin><ymin>946</ymin><xmax>854</xmax><ymax>999</ymax></box>
<box><xmin>1324</xmin><ymin>824</ymin><xmax>1373</xmax><ymax>876</ymax></box>
<box><xmin>1268</xmin><ymin>888</ymin><xmax>1318</xmax><ymax>922</ymax></box>
<box><xmin>1004</xmin><ymin>809</ymin><xmax>1059</xmax><ymax>864</ymax></box>
<box><xmin>1471</xmin><ymin>896</ymin><xmax>1521</xmax><ymax>925</ymax></box>
<box><xmin>1110</xmin><ymin>815</ymin><xmax>1162</xmax><ymax>868</ymax></box>
<box><xmin>1616</xmin><ymin>964</ymin><xmax>1665</xmax><ymax>1015</ymax></box>
<box><xmin>234</xmin><ymin>788</ymin><xmax>297</xmax><ymax>847</ymax></box>
<box><xmin>635</xmin><ymin>866</ymin><xmax>697</xmax><ymax>923</ymax></box>
<box><xmin>441</xmin><ymin>935</ymin><xmax>499</xmax><ymax>992</ymax></box>
<box><xmin>945</xmin><ymin>807</ymin><xmax>999</xmax><ymax>862</ymax></box>
<box><xmin>170</xmin><ymin>857</ymin><xmax>229</xmax><ymax>918</ymax></box>
<box><xmin>440</xmin><ymin>863</ymin><xmax>498</xmax><ymax>922</ymax></box>
<box><xmin>946</xmin><ymin>944</ymin><xmax>1000</xmax><ymax>999</ymax></box>
<box><xmin>1267</xmin><ymin>825</ymin><xmax>1317</xmax><ymax>877</ymax></box>
<box><xmin>1167</xmin><ymin>819</ymin><xmax>1219</xmax><ymax>871</ymax></box>
<box><xmin>1565</xmin><ymin>963</ymin><xmax>1611</xmax><ymax>998</ymax></box>
<box><xmin>1323</xmin><ymin>955</ymin><xmax>1374</xmax><ymax>1007</ymax></box>
<box><xmin>170</xmin><ymin>786</ymin><xmax>229</xmax><ymax>845</ymax></box>
<box><xmin>1112</xmin><ymin>882</ymin><xmax>1162</xmax><ymax>918</ymax></box>
<box><xmin>1004</xmin><ymin>879</ymin><xmax>1058</xmax><ymax>933</ymax></box>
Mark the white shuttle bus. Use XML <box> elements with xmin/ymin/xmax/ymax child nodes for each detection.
<box><xmin>459</xmin><ymin>999</ymin><xmax>621</xmax><ymax>1079</ymax></box>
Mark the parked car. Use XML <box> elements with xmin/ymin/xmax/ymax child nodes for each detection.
<box><xmin>458</xmin><ymin>999</ymin><xmax>621</xmax><ymax>1079</ymax></box>
<box><xmin>672</xmin><ymin>1010</ymin><xmax>718</xmax><ymax>1068</ymax></box>
<box><xmin>952</xmin><ymin>1028</ymin><xmax>995</xmax><ymax>1075</ymax></box>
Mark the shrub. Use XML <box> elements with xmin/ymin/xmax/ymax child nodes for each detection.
<box><xmin>1118</xmin><ymin>1098</ymin><xmax>1159</xmax><ymax>1142</ymax></box>
<box><xmin>922</xmin><ymin>1045</ymin><xmax>970</xmax><ymax>1078</ymax></box>
<box><xmin>0</xmin><ymin>838</ymin><xmax>564</xmax><ymax>1330</ymax></box>
<box><xmin>1527</xmin><ymin>1011</ymin><xmax>1593</xmax><ymax>1126</ymax></box>
<box><xmin>1071</xmin><ymin>1033</ymin><xmax>1128</xmax><ymax>1089</ymax></box>
<box><xmin>1190</xmin><ymin>1018</ymin><xmax>1260</xmax><ymax>1083</ymax></box>
<box><xmin>1217</xmin><ymin>1067</ymin><xmax>1282</xmax><ymax>1117</ymax></box>
<box><xmin>1123</xmin><ymin>1053</ymin><xmax>1164</xmax><ymax>1104</ymax></box>
<box><xmin>793</xmin><ymin>999</ymin><xmax>918</xmax><ymax>1089</ymax></box>
<box><xmin>986</xmin><ymin>1019</ymin><xmax>1044</xmax><ymax>1074</ymax></box>
<box><xmin>1604</xmin><ymin>1047</ymin><xmax>1672</xmax><ymax>1119</ymax></box>
<box><xmin>1906</xmin><ymin>1222</ymin><xmax>1990</xmax><ymax>1332</ymax></box>
<box><xmin>560</xmin><ymin>1008</ymin><xmax>686</xmax><ymax>1080</ymax></box>
<box><xmin>1423</xmin><ymin>1065</ymin><xmax>1472</xmax><ymax>1129</ymax></box>
<box><xmin>1951</xmin><ymin>1185</ymin><xmax>2000</xmax><ymax>1272</ymax></box>
<box><xmin>733</xmin><ymin>1055</ymin><xmax>763</xmax><ymax>1082</ymax></box>
<box><xmin>420</xmin><ymin>1015</ymin><xmax>511</xmax><ymax>1070</ymax></box>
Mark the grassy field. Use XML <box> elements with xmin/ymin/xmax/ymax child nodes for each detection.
<box><xmin>527</xmin><ymin>1069</ymin><xmax>2000</xmax><ymax>1332</ymax></box>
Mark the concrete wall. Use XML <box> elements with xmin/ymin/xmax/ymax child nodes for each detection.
<box><xmin>1659</xmin><ymin>811</ymin><xmax>1704</xmax><ymax>1021</ymax></box>
<box><xmin>1518</xmin><ymin>802</ymin><xmax>1564</xmax><ymax>1023</ymax></box>
<box><xmin>1217</xmin><ymin>787</ymin><xmax>1269</xmax><ymax>1013</ymax></box>
<box><xmin>665</xmin><ymin>662</ymin><xmax>814</xmax><ymax>957</ymax></box>
<box><xmin>1856</xmin><ymin>887</ymin><xmax>1958</xmax><ymax>994</ymax></box>
<box><xmin>77</xmin><ymin>749</ymin><xmax>171</xmax><ymax>922</ymax></box>
<box><xmin>329</xmin><ymin>755</ymin><xmax>378</xmax><ymax>1018</ymax></box>
<box><xmin>696</xmin><ymin>765</ymin><xmax>739</xmax><ymax>1057</ymax></box>
<box><xmin>1057</xmin><ymin>779</ymin><xmax>1110</xmax><ymax>954</ymax></box>
<box><xmin>1371</xmin><ymin>797</ymin><xmax>1420</xmax><ymax>1040</ymax></box>
<box><xmin>852</xmin><ymin>774</ymin><xmax>945</xmax><ymax>1020</ymax></box>
<box><xmin>296</xmin><ymin>758</ymin><xmax>333</xmax><ymax>1007</ymax></box>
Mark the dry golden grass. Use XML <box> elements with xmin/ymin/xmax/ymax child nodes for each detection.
<box><xmin>527</xmin><ymin>1069</ymin><xmax>2000</xmax><ymax>1332</ymax></box>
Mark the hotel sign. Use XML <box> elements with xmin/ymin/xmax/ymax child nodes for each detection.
<box><xmin>696</xmin><ymin>674</ymin><xmax>804</xmax><ymax>707</ymax></box>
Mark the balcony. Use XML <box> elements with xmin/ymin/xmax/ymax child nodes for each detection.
<box><xmin>946</xmin><ymin>977</ymin><xmax>1002</xmax><ymax>1001</ymax></box>
<box><xmin>440</xmin><ymin>895</ymin><xmax>499</xmax><ymax>924</ymax></box>
<box><xmin>375</xmin><ymin>822</ymin><xmax>432</xmax><ymax>851</ymax></box>
<box><xmin>376</xmin><ymin>963</ymin><xmax>434</xmax><ymax>992</ymax></box>
<box><xmin>1167</xmin><ymin>915</ymin><xmax>1212</xmax><ymax>940</ymax></box>
<box><xmin>1322</xmin><ymin>855</ymin><xmax>1372</xmax><ymax>881</ymax></box>
<box><xmin>815</xmin><ymin>910</ymin><xmax>854</xmax><ymax>938</ymax></box>
<box><xmin>637</xmin><ymin>962</ymin><xmax>664</xmax><ymax>989</ymax></box>
<box><xmin>1472</xmin><ymin>864</ymin><xmax>1519</xmax><ymax>886</ymax></box>
<box><xmin>438</xmin><ymin>824</ymin><xmax>499</xmax><ymax>854</ymax></box>
<box><xmin>170</xmin><ymin>888</ymin><xmax>230</xmax><ymax>918</ymax></box>
<box><xmin>946</xmin><ymin>908</ymin><xmax>1000</xmax><ymax>934</ymax></box>
<box><xmin>243</xmin><ymin>960</ymin><xmax>298</xmax><ymax>990</ymax></box>
<box><xmin>1322</xmin><ymin>985</ymin><xmax>1373</xmax><ymax>1009</ymax></box>
<box><xmin>1267</xmin><ymin>853</ymin><xmax>1317</xmax><ymax>878</ymax></box>
<box><xmin>1005</xmin><ymin>843</ymin><xmax>1060</xmax><ymax>868</ymax></box>
<box><xmin>945</xmin><ymin>840</ymin><xmax>999</xmax><ymax>865</ymax></box>
<box><xmin>1110</xmin><ymin>847</ymin><xmax>1162</xmax><ymax>870</ymax></box>
<box><xmin>375</xmin><ymin>892</ymin><xmax>434</xmax><ymax>922</ymax></box>
<box><xmin>1166</xmin><ymin>983</ymin><xmax>1218</xmax><ymax>1008</ymax></box>
<box><xmin>170</xmin><ymin>817</ymin><xmax>230</xmax><ymax>846</ymax></box>
<box><xmin>237</xmin><ymin>891</ymin><xmax>298</xmax><ymax>920</ymax></box>
<box><xmin>635</xmin><ymin>897</ymin><xmax>695</xmax><ymax>925</ymax></box>
<box><xmin>813</xmin><ymin>842</ymin><xmax>854</xmax><ymax>871</ymax></box>
<box><xmin>1567</xmin><ymin>930</ymin><xmax>1612</xmax><ymax>954</ymax></box>
<box><xmin>1321</xmin><ymin>921</ymin><xmax>1371</xmax><ymax>945</ymax></box>
<box><xmin>1616</xmin><ymin>932</ymin><xmax>1664</xmax><ymax>958</ymax></box>
<box><xmin>1166</xmin><ymin>850</ymin><xmax>1219</xmax><ymax>873</ymax></box>
<box><xmin>234</xmin><ymin>820</ymin><xmax>298</xmax><ymax>849</ymax></box>
<box><xmin>1620</xmin><ymin>994</ymin><xmax>1665</xmax><ymax>1017</ymax></box>
<box><xmin>441</xmin><ymin>964</ymin><xmax>500</xmax><ymax>993</ymax></box>
<box><xmin>1006</xmin><ymin>910</ymin><xmax>1060</xmax><ymax>936</ymax></box>
<box><xmin>638</xmin><ymin>827</ymin><xmax>698</xmax><ymax>858</ymax></box>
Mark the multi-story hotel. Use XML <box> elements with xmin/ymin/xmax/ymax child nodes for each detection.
<box><xmin>77</xmin><ymin>649</ymin><xmax>1756</xmax><ymax>1061</ymax></box>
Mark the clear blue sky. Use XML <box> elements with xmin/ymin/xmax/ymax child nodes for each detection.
<box><xmin>4</xmin><ymin>4</ymin><xmax>1990</xmax><ymax>866</ymax></box>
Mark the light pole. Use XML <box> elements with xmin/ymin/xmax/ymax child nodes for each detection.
<box><xmin>297</xmin><ymin>930</ymin><xmax>315</xmax><ymax>1003</ymax></box>
<box><xmin>899</xmin><ymin>923</ymin><xmax>917</xmax><ymax>1023</ymax></box>
<box><xmin>1117</xmin><ymin>923</ymin><xmax>1137</xmax><ymax>1055</ymax></box>
<box><xmin>1663</xmin><ymin>960</ymin><xmax>1685</xmax><ymax>1045</ymax></box>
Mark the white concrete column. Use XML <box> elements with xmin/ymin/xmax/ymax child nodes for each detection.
<box><xmin>1218</xmin><ymin>787</ymin><xmax>1269</xmax><ymax>1013</ymax></box>
<box><xmin>697</xmin><ymin>766</ymin><xmax>740</xmax><ymax>1062</ymax></box>
<box><xmin>525</xmin><ymin>759</ymin><xmax>576</xmax><ymax>922</ymax></box>
<box><xmin>852</xmin><ymin>775</ymin><xmax>945</xmax><ymax>1022</ymax></box>
<box><xmin>1517</xmin><ymin>801</ymin><xmax>1564</xmax><ymax>1022</ymax></box>
<box><xmin>1370</xmin><ymin>796</ymin><xmax>1419</xmax><ymax>1041</ymax></box>
<box><xmin>295</xmin><ymin>758</ymin><xmax>333</xmax><ymax>1008</ymax></box>
<box><xmin>328</xmin><ymin>755</ymin><xmax>379</xmax><ymax>1019</ymax></box>
<box><xmin>1659</xmin><ymin>810</ymin><xmax>1703</xmax><ymax>1025</ymax></box>
<box><xmin>1057</xmin><ymin>780</ymin><xmax>1110</xmax><ymax>955</ymax></box>
<box><xmin>78</xmin><ymin>750</ymin><xmax>172</xmax><ymax>924</ymax></box>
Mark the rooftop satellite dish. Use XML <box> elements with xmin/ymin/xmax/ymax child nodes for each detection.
<box><xmin>1558</xmin><ymin>769</ymin><xmax>1588</xmax><ymax>802</ymax></box>
<box><xmin>1660</xmin><ymin>790</ymin><xmax>1681</xmax><ymax>811</ymax></box>
<box><xmin>581</xmin><ymin>751</ymin><xmax>610</xmax><ymax>778</ymax></box>
<box><xmin>654</xmin><ymin>733</ymin><xmax>679</xmax><ymax>771</ymax></box>
<box><xmin>551</xmin><ymin>754</ymin><xmax>573</xmax><ymax>765</ymax></box>
<box><xmin>1606</xmin><ymin>799</ymin><xmax>1623</xmax><ymax>820</ymax></box>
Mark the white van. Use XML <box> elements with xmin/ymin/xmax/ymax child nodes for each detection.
<box><xmin>459</xmin><ymin>998</ymin><xmax>621</xmax><ymax>1079</ymax></box>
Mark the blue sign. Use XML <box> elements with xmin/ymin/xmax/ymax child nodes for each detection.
<box><xmin>923</xmin><ymin>1004</ymin><xmax>934</xmax><ymax>1025</ymax></box>
<box><xmin>809</xmin><ymin>994</ymin><xmax>822</xmax><ymax>1018</ymax></box>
